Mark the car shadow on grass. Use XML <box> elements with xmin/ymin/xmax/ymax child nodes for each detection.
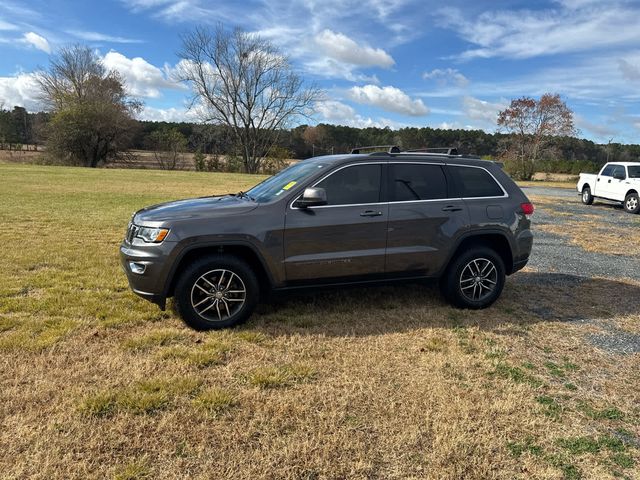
<box><xmin>245</xmin><ymin>272</ymin><xmax>640</xmax><ymax>337</ymax></box>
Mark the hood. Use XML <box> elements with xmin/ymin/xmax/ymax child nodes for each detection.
<box><xmin>134</xmin><ymin>195</ymin><xmax>258</xmax><ymax>224</ymax></box>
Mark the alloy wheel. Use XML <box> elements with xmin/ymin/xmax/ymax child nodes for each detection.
<box><xmin>190</xmin><ymin>269</ymin><xmax>246</xmax><ymax>322</ymax></box>
<box><xmin>459</xmin><ymin>258</ymin><xmax>498</xmax><ymax>302</ymax></box>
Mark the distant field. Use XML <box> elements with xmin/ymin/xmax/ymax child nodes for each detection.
<box><xmin>1</xmin><ymin>163</ymin><xmax>638</xmax><ymax>479</ymax></box>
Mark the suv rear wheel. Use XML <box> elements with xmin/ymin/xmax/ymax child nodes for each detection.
<box><xmin>441</xmin><ymin>247</ymin><xmax>506</xmax><ymax>309</ymax></box>
<box><xmin>174</xmin><ymin>255</ymin><xmax>259</xmax><ymax>330</ymax></box>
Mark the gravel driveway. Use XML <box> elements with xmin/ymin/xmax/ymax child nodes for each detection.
<box><xmin>518</xmin><ymin>185</ymin><xmax>640</xmax><ymax>354</ymax></box>
<box><xmin>522</xmin><ymin>186</ymin><xmax>640</xmax><ymax>282</ymax></box>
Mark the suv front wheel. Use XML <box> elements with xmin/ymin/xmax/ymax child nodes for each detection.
<box><xmin>441</xmin><ymin>247</ymin><xmax>506</xmax><ymax>309</ymax></box>
<box><xmin>174</xmin><ymin>255</ymin><xmax>259</xmax><ymax>330</ymax></box>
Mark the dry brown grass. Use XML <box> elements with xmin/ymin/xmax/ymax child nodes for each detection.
<box><xmin>1</xmin><ymin>164</ymin><xmax>639</xmax><ymax>479</ymax></box>
<box><xmin>529</xmin><ymin>194</ymin><xmax>640</xmax><ymax>257</ymax></box>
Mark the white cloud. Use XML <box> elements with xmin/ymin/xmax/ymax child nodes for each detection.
<box><xmin>314</xmin><ymin>100</ymin><xmax>408</xmax><ymax>129</ymax></box>
<box><xmin>574</xmin><ymin>114</ymin><xmax>618</xmax><ymax>138</ymax></box>
<box><xmin>0</xmin><ymin>19</ymin><xmax>18</xmax><ymax>31</ymax></box>
<box><xmin>68</xmin><ymin>30</ymin><xmax>143</xmax><ymax>44</ymax></box>
<box><xmin>22</xmin><ymin>32</ymin><xmax>50</xmax><ymax>53</ymax></box>
<box><xmin>462</xmin><ymin>96</ymin><xmax>506</xmax><ymax>128</ymax></box>
<box><xmin>423</xmin><ymin>68</ymin><xmax>469</xmax><ymax>87</ymax></box>
<box><xmin>0</xmin><ymin>72</ymin><xmax>42</xmax><ymax>110</ymax></box>
<box><xmin>314</xmin><ymin>30</ymin><xmax>394</xmax><ymax>68</ymax></box>
<box><xmin>102</xmin><ymin>51</ymin><xmax>179</xmax><ymax>98</ymax></box>
<box><xmin>138</xmin><ymin>105</ymin><xmax>198</xmax><ymax>122</ymax></box>
<box><xmin>618</xmin><ymin>59</ymin><xmax>640</xmax><ymax>82</ymax></box>
<box><xmin>347</xmin><ymin>85</ymin><xmax>429</xmax><ymax>116</ymax></box>
<box><xmin>440</xmin><ymin>2</ymin><xmax>640</xmax><ymax>60</ymax></box>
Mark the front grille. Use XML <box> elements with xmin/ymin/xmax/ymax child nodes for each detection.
<box><xmin>126</xmin><ymin>223</ymin><xmax>139</xmax><ymax>243</ymax></box>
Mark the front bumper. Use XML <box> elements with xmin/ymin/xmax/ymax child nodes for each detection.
<box><xmin>120</xmin><ymin>241</ymin><xmax>176</xmax><ymax>310</ymax></box>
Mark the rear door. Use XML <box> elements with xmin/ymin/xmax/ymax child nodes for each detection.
<box><xmin>385</xmin><ymin>162</ymin><xmax>468</xmax><ymax>276</ymax></box>
<box><xmin>283</xmin><ymin>162</ymin><xmax>388</xmax><ymax>282</ymax></box>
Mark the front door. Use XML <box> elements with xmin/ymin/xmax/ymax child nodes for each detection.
<box><xmin>283</xmin><ymin>163</ymin><xmax>388</xmax><ymax>282</ymax></box>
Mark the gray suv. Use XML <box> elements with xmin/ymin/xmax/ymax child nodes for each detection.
<box><xmin>120</xmin><ymin>147</ymin><xmax>534</xmax><ymax>330</ymax></box>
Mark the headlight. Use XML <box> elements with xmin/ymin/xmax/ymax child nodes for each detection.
<box><xmin>135</xmin><ymin>226</ymin><xmax>170</xmax><ymax>243</ymax></box>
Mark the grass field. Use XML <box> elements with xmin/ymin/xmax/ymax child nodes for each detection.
<box><xmin>1</xmin><ymin>163</ymin><xmax>638</xmax><ymax>479</ymax></box>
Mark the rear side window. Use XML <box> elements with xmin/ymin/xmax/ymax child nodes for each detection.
<box><xmin>448</xmin><ymin>166</ymin><xmax>505</xmax><ymax>198</ymax></box>
<box><xmin>315</xmin><ymin>164</ymin><xmax>381</xmax><ymax>205</ymax></box>
<box><xmin>600</xmin><ymin>165</ymin><xmax>614</xmax><ymax>176</ymax></box>
<box><xmin>390</xmin><ymin>164</ymin><xmax>447</xmax><ymax>201</ymax></box>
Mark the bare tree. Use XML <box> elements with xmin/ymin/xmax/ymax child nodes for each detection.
<box><xmin>36</xmin><ymin>45</ymin><xmax>141</xmax><ymax>167</ymax></box>
<box><xmin>497</xmin><ymin>93</ymin><xmax>576</xmax><ymax>180</ymax></box>
<box><xmin>177</xmin><ymin>25</ymin><xmax>323</xmax><ymax>173</ymax></box>
<box><xmin>149</xmin><ymin>127</ymin><xmax>188</xmax><ymax>170</ymax></box>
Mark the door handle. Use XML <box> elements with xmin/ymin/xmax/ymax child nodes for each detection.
<box><xmin>608</xmin><ymin>179</ymin><xmax>612</xmax><ymax>183</ymax></box>
<box><xmin>441</xmin><ymin>205</ymin><xmax>463</xmax><ymax>212</ymax></box>
<box><xmin>597</xmin><ymin>178</ymin><xmax>600</xmax><ymax>181</ymax></box>
<box><xmin>360</xmin><ymin>210</ymin><xmax>382</xmax><ymax>217</ymax></box>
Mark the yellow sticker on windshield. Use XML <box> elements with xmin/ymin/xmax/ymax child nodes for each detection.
<box><xmin>282</xmin><ymin>181</ymin><xmax>297</xmax><ymax>190</ymax></box>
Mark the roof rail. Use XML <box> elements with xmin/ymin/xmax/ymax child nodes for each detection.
<box><xmin>351</xmin><ymin>145</ymin><xmax>400</xmax><ymax>154</ymax></box>
<box><xmin>405</xmin><ymin>147</ymin><xmax>459</xmax><ymax>155</ymax></box>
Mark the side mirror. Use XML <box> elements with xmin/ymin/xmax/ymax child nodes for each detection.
<box><xmin>613</xmin><ymin>171</ymin><xmax>626</xmax><ymax>180</ymax></box>
<box><xmin>294</xmin><ymin>187</ymin><xmax>327</xmax><ymax>208</ymax></box>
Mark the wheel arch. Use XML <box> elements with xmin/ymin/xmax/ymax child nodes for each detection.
<box><xmin>445</xmin><ymin>232</ymin><xmax>514</xmax><ymax>276</ymax></box>
<box><xmin>164</xmin><ymin>242</ymin><xmax>274</xmax><ymax>300</ymax></box>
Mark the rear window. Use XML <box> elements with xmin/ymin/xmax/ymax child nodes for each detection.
<box><xmin>390</xmin><ymin>164</ymin><xmax>448</xmax><ymax>201</ymax></box>
<box><xmin>448</xmin><ymin>166</ymin><xmax>504</xmax><ymax>198</ymax></box>
<box><xmin>629</xmin><ymin>166</ymin><xmax>640</xmax><ymax>178</ymax></box>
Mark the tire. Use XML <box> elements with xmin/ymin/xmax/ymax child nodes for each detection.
<box><xmin>624</xmin><ymin>192</ymin><xmax>639</xmax><ymax>214</ymax></box>
<box><xmin>581</xmin><ymin>186</ymin><xmax>594</xmax><ymax>205</ymax></box>
<box><xmin>174</xmin><ymin>254</ymin><xmax>259</xmax><ymax>330</ymax></box>
<box><xmin>441</xmin><ymin>247</ymin><xmax>506</xmax><ymax>309</ymax></box>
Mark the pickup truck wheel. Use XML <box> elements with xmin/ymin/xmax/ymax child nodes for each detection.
<box><xmin>624</xmin><ymin>192</ymin><xmax>640</xmax><ymax>214</ymax></box>
<box><xmin>441</xmin><ymin>247</ymin><xmax>505</xmax><ymax>309</ymax></box>
<box><xmin>174</xmin><ymin>255</ymin><xmax>259</xmax><ymax>330</ymax></box>
<box><xmin>582</xmin><ymin>186</ymin><xmax>594</xmax><ymax>205</ymax></box>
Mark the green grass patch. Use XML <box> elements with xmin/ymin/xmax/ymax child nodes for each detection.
<box><xmin>492</xmin><ymin>362</ymin><xmax>543</xmax><ymax>387</ymax></box>
<box><xmin>192</xmin><ymin>388</ymin><xmax>237</xmax><ymax>415</ymax></box>
<box><xmin>113</xmin><ymin>459</ymin><xmax>152</xmax><ymax>480</ymax></box>
<box><xmin>0</xmin><ymin>317</ymin><xmax>78</xmax><ymax>352</ymax></box>
<box><xmin>578</xmin><ymin>403</ymin><xmax>624</xmax><ymax>420</ymax></box>
<box><xmin>536</xmin><ymin>395</ymin><xmax>564</xmax><ymax>419</ymax></box>
<box><xmin>79</xmin><ymin>376</ymin><xmax>201</xmax><ymax>417</ymax></box>
<box><xmin>159</xmin><ymin>339</ymin><xmax>232</xmax><ymax>367</ymax></box>
<box><xmin>506</xmin><ymin>436</ymin><xmax>543</xmax><ymax>457</ymax></box>
<box><xmin>556</xmin><ymin>435</ymin><xmax>626</xmax><ymax>455</ymax></box>
<box><xmin>247</xmin><ymin>364</ymin><xmax>316</xmax><ymax>389</ymax></box>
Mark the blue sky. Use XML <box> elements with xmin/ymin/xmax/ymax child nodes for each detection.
<box><xmin>1</xmin><ymin>0</ymin><xmax>640</xmax><ymax>143</ymax></box>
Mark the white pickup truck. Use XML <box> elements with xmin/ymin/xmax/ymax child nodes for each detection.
<box><xmin>577</xmin><ymin>162</ymin><xmax>640</xmax><ymax>214</ymax></box>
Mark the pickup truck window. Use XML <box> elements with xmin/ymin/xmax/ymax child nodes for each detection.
<box><xmin>390</xmin><ymin>164</ymin><xmax>447</xmax><ymax>201</ymax></box>
<box><xmin>612</xmin><ymin>165</ymin><xmax>626</xmax><ymax>179</ymax></box>
<box><xmin>600</xmin><ymin>164</ymin><xmax>615</xmax><ymax>177</ymax></box>
<box><xmin>629</xmin><ymin>166</ymin><xmax>640</xmax><ymax>178</ymax></box>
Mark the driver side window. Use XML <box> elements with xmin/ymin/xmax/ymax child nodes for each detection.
<box><xmin>315</xmin><ymin>164</ymin><xmax>382</xmax><ymax>206</ymax></box>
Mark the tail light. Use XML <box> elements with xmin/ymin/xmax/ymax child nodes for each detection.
<box><xmin>520</xmin><ymin>202</ymin><xmax>535</xmax><ymax>217</ymax></box>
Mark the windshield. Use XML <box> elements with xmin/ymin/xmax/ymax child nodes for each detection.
<box><xmin>246</xmin><ymin>161</ymin><xmax>328</xmax><ymax>203</ymax></box>
<box><xmin>628</xmin><ymin>166</ymin><xmax>640</xmax><ymax>178</ymax></box>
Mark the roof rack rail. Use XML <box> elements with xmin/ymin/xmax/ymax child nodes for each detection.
<box><xmin>405</xmin><ymin>147</ymin><xmax>459</xmax><ymax>155</ymax></box>
<box><xmin>351</xmin><ymin>145</ymin><xmax>400</xmax><ymax>154</ymax></box>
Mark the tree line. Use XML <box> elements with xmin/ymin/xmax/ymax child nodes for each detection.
<box><xmin>3</xmin><ymin>106</ymin><xmax>638</xmax><ymax>175</ymax></box>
